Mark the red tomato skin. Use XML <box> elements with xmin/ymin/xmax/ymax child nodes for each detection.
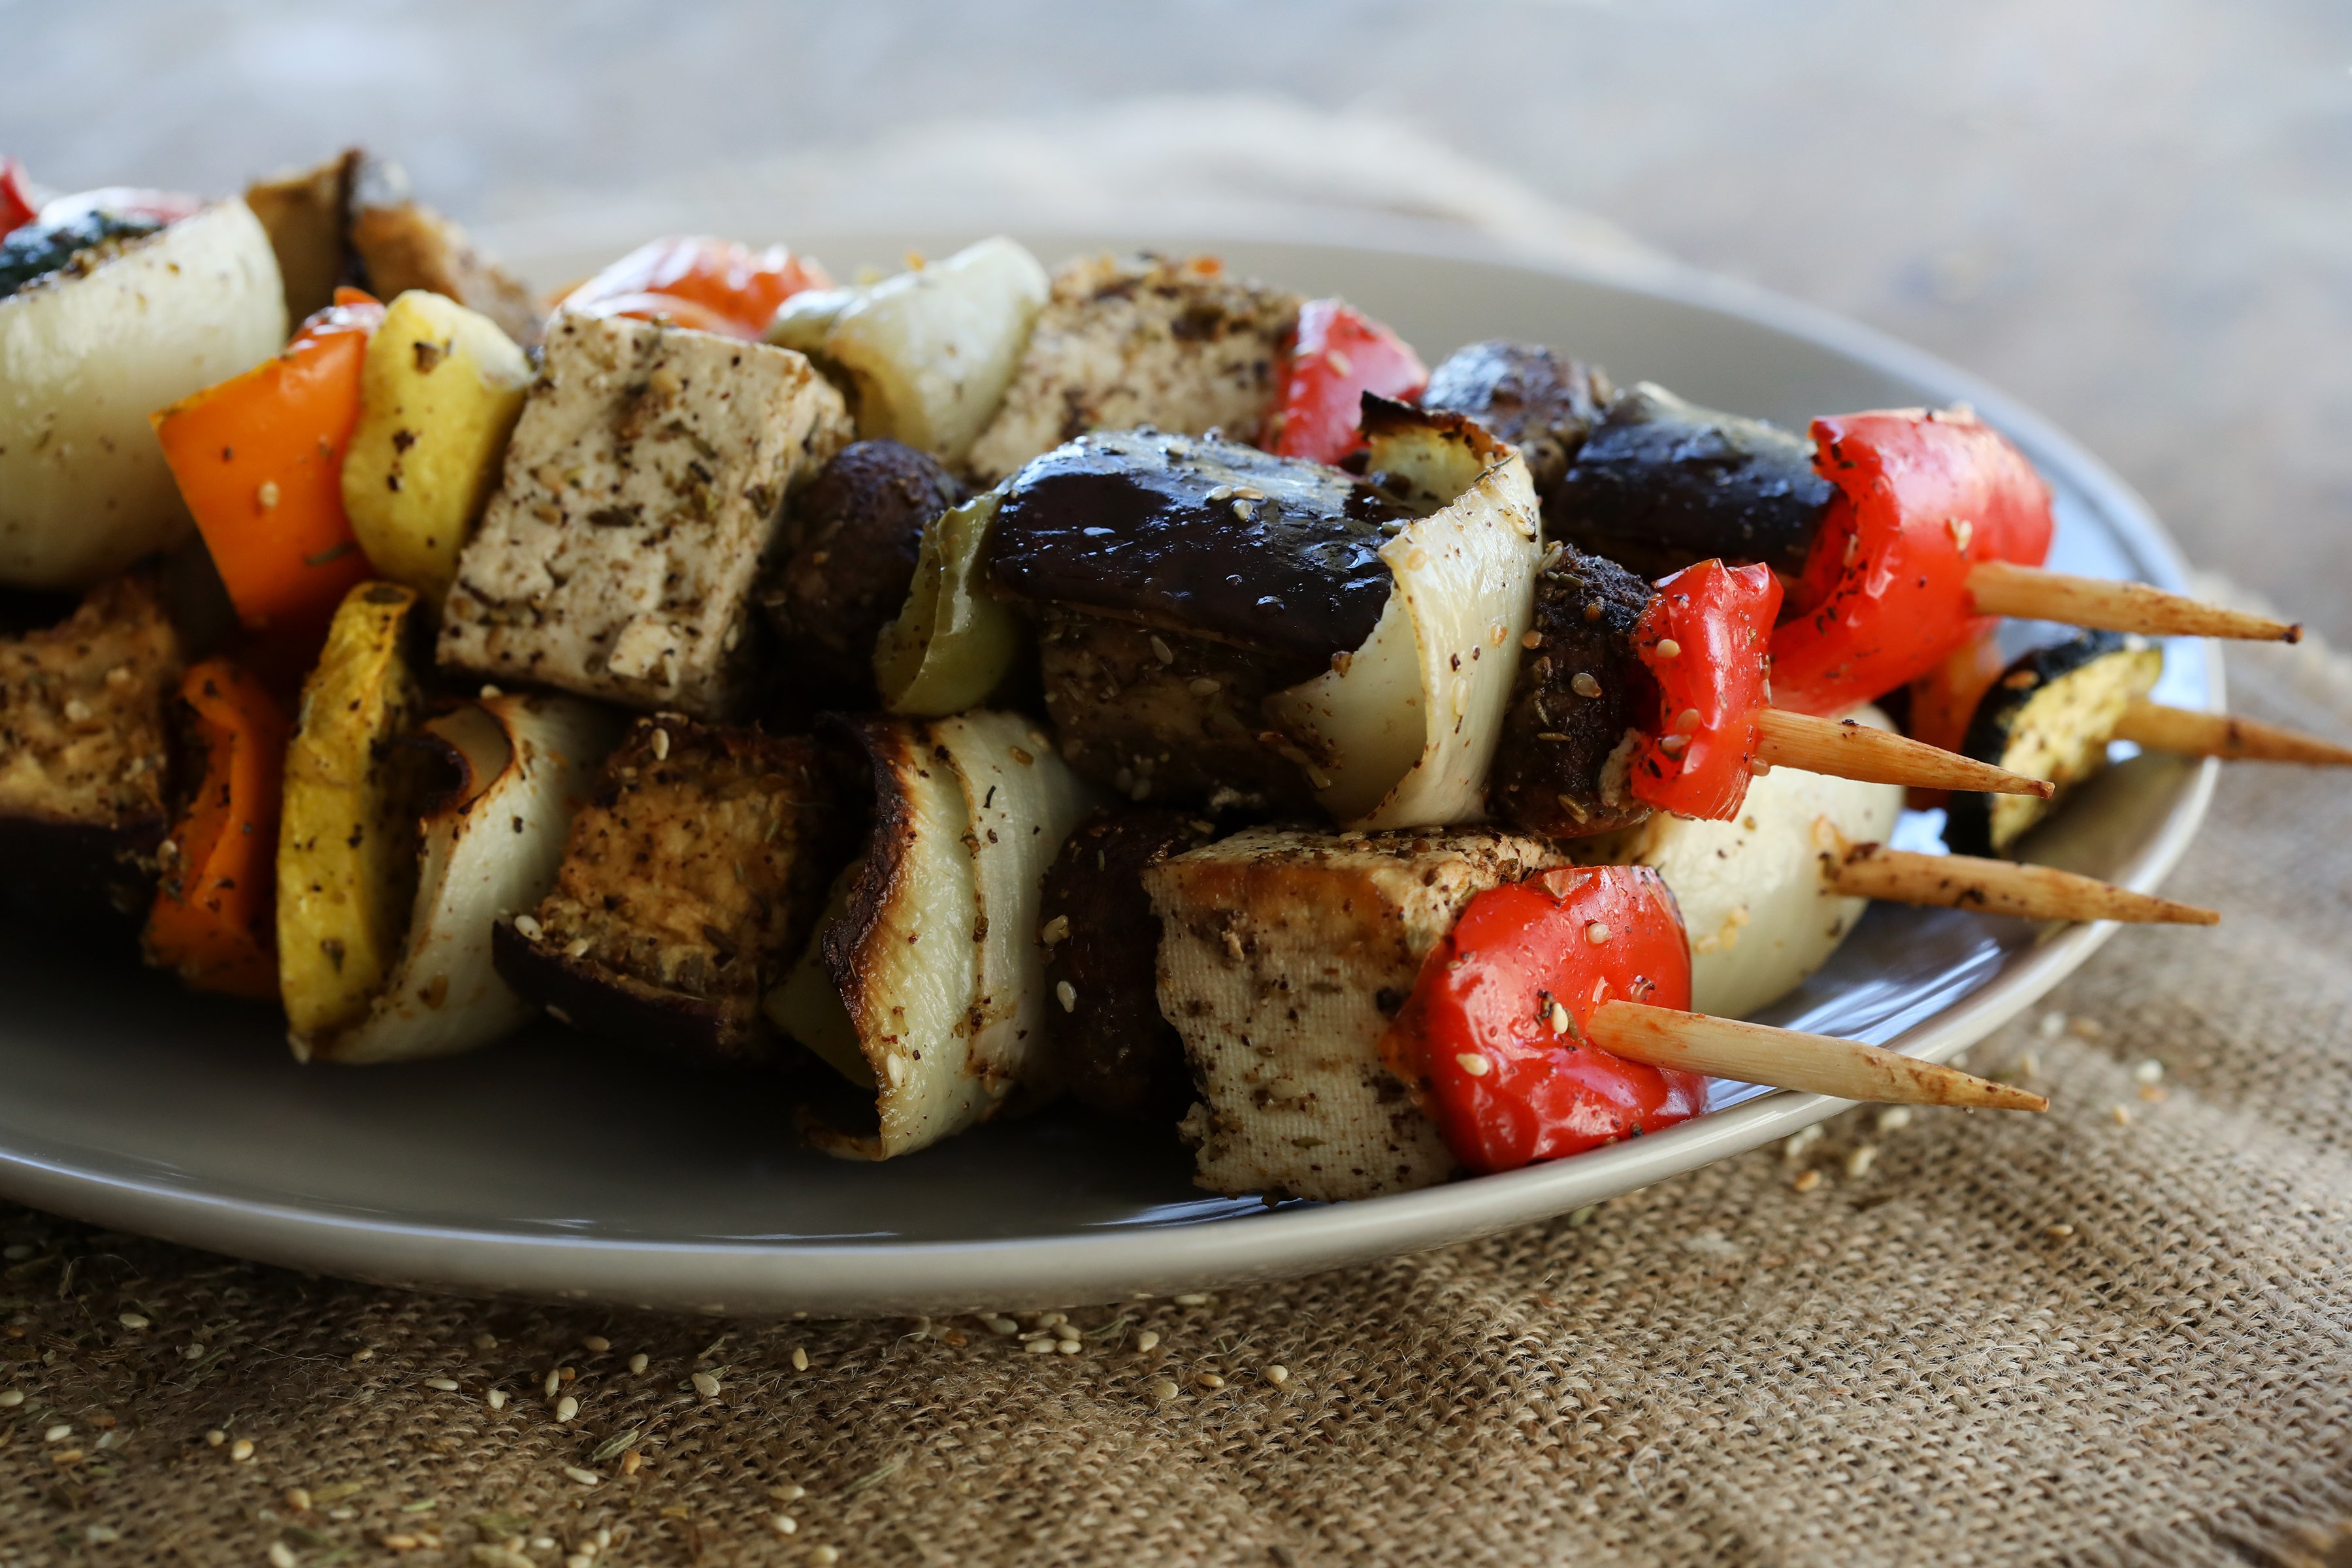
<box><xmin>1771</xmin><ymin>409</ymin><xmax>2053</xmax><ymax>717</ymax></box>
<box><xmin>1385</xmin><ymin>867</ymin><xmax>1705</xmax><ymax>1175</ymax></box>
<box><xmin>559</xmin><ymin>236</ymin><xmax>830</xmax><ymax>340</ymax></box>
<box><xmin>1627</xmin><ymin>559</ymin><xmax>1783</xmax><ymax>821</ymax></box>
<box><xmin>1269</xmin><ymin>298</ymin><xmax>1429</xmax><ymax>465</ymax></box>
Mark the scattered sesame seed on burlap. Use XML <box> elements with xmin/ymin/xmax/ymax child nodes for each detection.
<box><xmin>1</xmin><ymin>618</ymin><xmax>2349</xmax><ymax>1565</ymax></box>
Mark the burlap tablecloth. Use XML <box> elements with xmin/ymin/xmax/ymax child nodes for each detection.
<box><xmin>5</xmin><ymin>112</ymin><xmax>2351</xmax><ymax>1567</ymax></box>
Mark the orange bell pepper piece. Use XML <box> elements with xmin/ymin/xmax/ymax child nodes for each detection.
<box><xmin>556</xmin><ymin>236</ymin><xmax>830</xmax><ymax>338</ymax></box>
<box><xmin>144</xmin><ymin>657</ymin><xmax>293</xmax><ymax>999</ymax></box>
<box><xmin>152</xmin><ymin>289</ymin><xmax>385</xmax><ymax>640</ymax></box>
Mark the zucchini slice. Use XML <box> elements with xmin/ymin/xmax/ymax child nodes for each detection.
<box><xmin>1945</xmin><ymin>632</ymin><xmax>2163</xmax><ymax>857</ymax></box>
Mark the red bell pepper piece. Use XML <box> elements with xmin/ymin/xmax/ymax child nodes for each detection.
<box><xmin>1627</xmin><ymin>559</ymin><xmax>1784</xmax><ymax>821</ymax></box>
<box><xmin>557</xmin><ymin>236</ymin><xmax>831</xmax><ymax>340</ymax></box>
<box><xmin>1382</xmin><ymin>866</ymin><xmax>1705</xmax><ymax>1175</ymax></box>
<box><xmin>1269</xmin><ymin>298</ymin><xmax>1429</xmax><ymax>465</ymax></box>
<box><xmin>0</xmin><ymin>158</ymin><xmax>37</xmax><ymax>237</ymax></box>
<box><xmin>1771</xmin><ymin>409</ymin><xmax>2053</xmax><ymax>717</ymax></box>
<box><xmin>152</xmin><ymin>289</ymin><xmax>385</xmax><ymax>644</ymax></box>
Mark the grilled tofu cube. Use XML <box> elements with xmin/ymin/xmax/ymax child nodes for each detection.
<box><xmin>964</xmin><ymin>254</ymin><xmax>1299</xmax><ymax>483</ymax></box>
<box><xmin>0</xmin><ymin>574</ymin><xmax>183</xmax><ymax>931</ymax></box>
<box><xmin>438</xmin><ymin>315</ymin><xmax>853</xmax><ymax>719</ymax></box>
<box><xmin>1145</xmin><ymin>826</ymin><xmax>1569</xmax><ymax>1201</ymax></box>
<box><xmin>493</xmin><ymin>717</ymin><xmax>857</xmax><ymax>1062</ymax></box>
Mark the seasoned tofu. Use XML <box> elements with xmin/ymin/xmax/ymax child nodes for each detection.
<box><xmin>1145</xmin><ymin>826</ymin><xmax>1569</xmax><ymax>1201</ymax></box>
<box><xmin>493</xmin><ymin>717</ymin><xmax>857</xmax><ymax>1062</ymax></box>
<box><xmin>964</xmin><ymin>254</ymin><xmax>1299</xmax><ymax>483</ymax></box>
<box><xmin>0</xmin><ymin>574</ymin><xmax>183</xmax><ymax>928</ymax></box>
<box><xmin>438</xmin><ymin>315</ymin><xmax>853</xmax><ymax>719</ymax></box>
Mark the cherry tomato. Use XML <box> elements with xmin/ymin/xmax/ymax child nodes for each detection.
<box><xmin>1771</xmin><ymin>408</ymin><xmax>2053</xmax><ymax>717</ymax></box>
<box><xmin>1269</xmin><ymin>298</ymin><xmax>1428</xmax><ymax>465</ymax></box>
<box><xmin>1382</xmin><ymin>866</ymin><xmax>1704</xmax><ymax>1175</ymax></box>
<box><xmin>1627</xmin><ymin>559</ymin><xmax>1783</xmax><ymax>820</ymax></box>
<box><xmin>557</xmin><ymin>236</ymin><xmax>830</xmax><ymax>340</ymax></box>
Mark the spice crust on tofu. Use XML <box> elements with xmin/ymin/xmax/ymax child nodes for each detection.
<box><xmin>1147</xmin><ymin>826</ymin><xmax>1570</xmax><ymax>1201</ymax></box>
<box><xmin>438</xmin><ymin>314</ymin><xmax>852</xmax><ymax>720</ymax></box>
<box><xmin>964</xmin><ymin>254</ymin><xmax>1301</xmax><ymax>483</ymax></box>
<box><xmin>0</xmin><ymin>574</ymin><xmax>182</xmax><ymax>926</ymax></box>
<box><xmin>497</xmin><ymin>717</ymin><xmax>856</xmax><ymax>1062</ymax></box>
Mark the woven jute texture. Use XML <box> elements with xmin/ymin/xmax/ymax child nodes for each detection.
<box><xmin>0</xmin><ymin>625</ymin><xmax>2347</xmax><ymax>1567</ymax></box>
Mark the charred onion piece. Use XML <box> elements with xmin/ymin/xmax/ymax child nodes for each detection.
<box><xmin>1487</xmin><ymin>544</ymin><xmax>1658</xmax><ymax>838</ymax></box>
<box><xmin>1550</xmin><ymin>382</ymin><xmax>1831</xmax><ymax>580</ymax></box>
<box><xmin>1420</xmin><ymin>340</ymin><xmax>1612</xmax><ymax>495</ymax></box>
<box><xmin>1038</xmin><ymin>807</ymin><xmax>1220</xmax><ymax>1122</ymax></box>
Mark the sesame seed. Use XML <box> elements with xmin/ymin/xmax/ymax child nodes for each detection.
<box><xmin>480</xmin><ymin>684</ymin><xmax>502</xmax><ymax>699</ymax></box>
<box><xmin>1550</xmin><ymin>1002</ymin><xmax>1572</xmax><ymax>1036</ymax></box>
<box><xmin>1675</xmin><ymin>708</ymin><xmax>1703</xmax><ymax>733</ymax></box>
<box><xmin>773</xmin><ymin>1483</ymin><xmax>806</xmax><ymax>1501</ymax></box>
<box><xmin>1025</xmin><ymin>1337</ymin><xmax>1056</xmax><ymax>1355</ymax></box>
<box><xmin>487</xmin><ymin>1389</ymin><xmax>508</xmax><ymax>1411</ymax></box>
<box><xmin>204</xmin><ymin>1429</ymin><xmax>225</xmax><ymax>1446</ymax></box>
<box><xmin>118</xmin><ymin>1312</ymin><xmax>148</xmax><ymax>1330</ymax></box>
<box><xmin>1149</xmin><ymin>635</ymin><xmax>1175</xmax><ymax>665</ymax></box>
<box><xmin>269</xmin><ymin>1544</ymin><xmax>297</xmax><ymax>1568</ymax></box>
<box><xmin>1173</xmin><ymin>1292</ymin><xmax>1210</xmax><ymax>1307</ymax></box>
<box><xmin>1205</xmin><ymin>486</ymin><xmax>1233</xmax><ymax>503</ymax></box>
<box><xmin>1521</xmin><ymin>629</ymin><xmax>1544</xmax><ymax>650</ymax></box>
<box><xmin>1058</xmin><ymin>1339</ymin><xmax>1082</xmax><ymax>1355</ymax></box>
<box><xmin>1188</xmin><ymin>677</ymin><xmax>1222</xmax><ymax>696</ymax></box>
<box><xmin>474</xmin><ymin>1333</ymin><xmax>498</xmax><ymax>1350</ymax></box>
<box><xmin>2046</xmin><ymin>1222</ymin><xmax>2076</xmax><ymax>1239</ymax></box>
<box><xmin>629</xmin><ymin>1353</ymin><xmax>649</xmax><ymax>1374</ymax></box>
<box><xmin>1791</xmin><ymin>1169</ymin><xmax>1823</xmax><ymax>1194</ymax></box>
<box><xmin>1196</xmin><ymin>1372</ymin><xmax>1225</xmax><ymax>1390</ymax></box>
<box><xmin>792</xmin><ymin>1347</ymin><xmax>809</xmax><ymax>1372</ymax></box>
<box><xmin>1135</xmin><ymin>1330</ymin><xmax>1160</xmax><ymax>1353</ymax></box>
<box><xmin>1056</xmin><ymin>981</ymin><xmax>1077</xmax><ymax>1013</ymax></box>
<box><xmin>62</xmin><ymin>697</ymin><xmax>91</xmax><ymax>723</ymax></box>
<box><xmin>257</xmin><ymin>480</ymin><xmax>280</xmax><ymax>510</ymax></box>
<box><xmin>44</xmin><ymin>1424</ymin><xmax>71</xmax><ymax>1443</ymax></box>
<box><xmin>619</xmin><ymin>1452</ymin><xmax>643</xmax><ymax>1477</ymax></box>
<box><xmin>557</xmin><ymin>1395</ymin><xmax>579</xmax><ymax>1423</ymax></box>
<box><xmin>1844</xmin><ymin>1145</ymin><xmax>1878</xmax><ymax>1179</ymax></box>
<box><xmin>983</xmin><ymin>1316</ymin><xmax>1019</xmax><ymax>1336</ymax></box>
<box><xmin>2132</xmin><ymin>1059</ymin><xmax>2164</xmax><ymax>1085</ymax></box>
<box><xmin>1657</xmin><ymin>734</ymin><xmax>1689</xmax><ymax>755</ymax></box>
<box><xmin>1232</xmin><ymin>498</ymin><xmax>1257</xmax><ymax>521</ymax></box>
<box><xmin>1266</xmin><ymin>1365</ymin><xmax>1290</xmax><ymax>1386</ymax></box>
<box><xmin>515</xmin><ymin>915</ymin><xmax>545</xmax><ymax>942</ymax></box>
<box><xmin>1039</xmin><ymin>915</ymin><xmax>1070</xmax><ymax>946</ymax></box>
<box><xmin>1946</xmin><ymin>516</ymin><xmax>1974</xmax><ymax>551</ymax></box>
<box><xmin>1326</xmin><ymin>348</ymin><xmax>1354</xmax><ymax>376</ymax></box>
<box><xmin>87</xmin><ymin>1525</ymin><xmax>120</xmax><ymax>1544</ymax></box>
<box><xmin>1233</xmin><ymin>487</ymin><xmax>1266</xmax><ymax>501</ymax></box>
<box><xmin>1454</xmin><ymin>1053</ymin><xmax>1491</xmax><ymax>1077</ymax></box>
<box><xmin>1654</xmin><ymin>638</ymin><xmax>1682</xmax><ymax>659</ymax></box>
<box><xmin>1875</xmin><ymin>1107</ymin><xmax>1912</xmax><ymax>1134</ymax></box>
<box><xmin>0</xmin><ymin>1390</ymin><xmax>20</xmax><ymax>1407</ymax></box>
<box><xmin>1149</xmin><ymin>1379</ymin><xmax>1180</xmax><ymax>1403</ymax></box>
<box><xmin>563</xmin><ymin>1465</ymin><xmax>601</xmax><ymax>1487</ymax></box>
<box><xmin>566</xmin><ymin>938</ymin><xmax>591</xmax><ymax>958</ymax></box>
<box><xmin>809</xmin><ymin>1548</ymin><xmax>840</xmax><ymax>1566</ymax></box>
<box><xmin>231</xmin><ymin>1438</ymin><xmax>255</xmax><ymax>1462</ymax></box>
<box><xmin>2038</xmin><ymin>1010</ymin><xmax>2066</xmax><ymax>1039</ymax></box>
<box><xmin>774</xmin><ymin>1514</ymin><xmax>798</xmax><ymax>1535</ymax></box>
<box><xmin>568</xmin><ymin>1556</ymin><xmax>593</xmax><ymax>1568</ymax></box>
<box><xmin>1585</xmin><ymin>922</ymin><xmax>1610</xmax><ymax>945</ymax></box>
<box><xmin>425</xmin><ymin>1377</ymin><xmax>459</xmax><ymax>1392</ymax></box>
<box><xmin>286</xmin><ymin>1486</ymin><xmax>312</xmax><ymax>1512</ymax></box>
<box><xmin>692</xmin><ymin>1371</ymin><xmax>720</xmax><ymax>1398</ymax></box>
<box><xmin>2112</xmin><ymin>1104</ymin><xmax>2132</xmax><ymax>1126</ymax></box>
<box><xmin>651</xmin><ymin>728</ymin><xmax>670</xmax><ymax>761</ymax></box>
<box><xmin>544</xmin><ymin>1369</ymin><xmax>562</xmax><ymax>1398</ymax></box>
<box><xmin>1569</xmin><ymin>671</ymin><xmax>1603</xmax><ymax>698</ymax></box>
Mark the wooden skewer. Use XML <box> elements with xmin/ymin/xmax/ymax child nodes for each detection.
<box><xmin>1968</xmin><ymin>561</ymin><xmax>2301</xmax><ymax>643</ymax></box>
<box><xmin>2112</xmin><ymin>700</ymin><xmax>2352</xmax><ymax>766</ymax></box>
<box><xmin>1588</xmin><ymin>999</ymin><xmax>2048</xmax><ymax>1111</ymax></box>
<box><xmin>1754</xmin><ymin>708</ymin><xmax>2053</xmax><ymax>798</ymax></box>
<box><xmin>1821</xmin><ymin>837</ymin><xmax>2219</xmax><ymax>926</ymax></box>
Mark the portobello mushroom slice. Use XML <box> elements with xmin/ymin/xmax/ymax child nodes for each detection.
<box><xmin>1487</xmin><ymin>543</ymin><xmax>1659</xmax><ymax>838</ymax></box>
<box><xmin>757</xmin><ymin>439</ymin><xmax>966</xmax><ymax>709</ymax></box>
<box><xmin>1549</xmin><ymin>382</ymin><xmax>1831</xmax><ymax>580</ymax></box>
<box><xmin>1944</xmin><ymin>631</ymin><xmax>2164</xmax><ymax>857</ymax></box>
<box><xmin>767</xmin><ymin>711</ymin><xmax>1099</xmax><ymax>1160</ymax></box>
<box><xmin>1037</xmin><ymin>806</ymin><xmax>1221</xmax><ymax>1122</ymax></box>
<box><xmin>0</xmin><ymin>572</ymin><xmax>182</xmax><ymax>934</ymax></box>
<box><xmin>1420</xmin><ymin>340</ymin><xmax>1613</xmax><ymax>495</ymax></box>
<box><xmin>493</xmin><ymin>717</ymin><xmax>860</xmax><ymax>1064</ymax></box>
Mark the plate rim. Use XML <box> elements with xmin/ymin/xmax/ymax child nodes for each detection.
<box><xmin>0</xmin><ymin>225</ymin><xmax>2220</xmax><ymax>1315</ymax></box>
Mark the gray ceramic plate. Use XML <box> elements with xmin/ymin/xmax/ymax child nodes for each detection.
<box><xmin>0</xmin><ymin>227</ymin><xmax>2217</xmax><ymax>1317</ymax></box>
